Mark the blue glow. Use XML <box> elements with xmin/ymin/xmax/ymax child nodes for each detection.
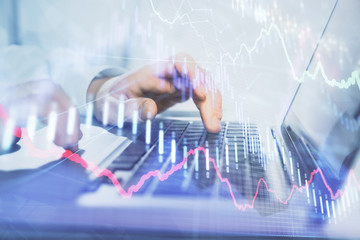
<box><xmin>66</xmin><ymin>106</ymin><xmax>76</xmax><ymax>135</ymax></box>
<box><xmin>205</xmin><ymin>141</ymin><xmax>209</xmax><ymax>171</ymax></box>
<box><xmin>2</xmin><ymin>118</ymin><xmax>15</xmax><ymax>150</ymax></box>
<box><xmin>215</xmin><ymin>140</ymin><xmax>219</xmax><ymax>168</ymax></box>
<box><xmin>132</xmin><ymin>110</ymin><xmax>138</xmax><ymax>135</ymax></box>
<box><xmin>194</xmin><ymin>141</ymin><xmax>199</xmax><ymax>172</ymax></box>
<box><xmin>102</xmin><ymin>100</ymin><xmax>109</xmax><ymax>126</ymax></box>
<box><xmin>117</xmin><ymin>96</ymin><xmax>125</xmax><ymax>129</ymax></box>
<box><xmin>85</xmin><ymin>102</ymin><xmax>94</xmax><ymax>126</ymax></box>
<box><xmin>171</xmin><ymin>132</ymin><xmax>176</xmax><ymax>164</ymax></box>
<box><xmin>183</xmin><ymin>138</ymin><xmax>188</xmax><ymax>169</ymax></box>
<box><xmin>234</xmin><ymin>136</ymin><xmax>238</xmax><ymax>163</ymax></box>
<box><xmin>145</xmin><ymin>118</ymin><xmax>151</xmax><ymax>145</ymax></box>
<box><xmin>26</xmin><ymin>114</ymin><xmax>37</xmax><ymax>140</ymax></box>
<box><xmin>225</xmin><ymin>138</ymin><xmax>229</xmax><ymax>173</ymax></box>
<box><xmin>158</xmin><ymin>122</ymin><xmax>164</xmax><ymax>155</ymax></box>
<box><xmin>47</xmin><ymin>111</ymin><xmax>57</xmax><ymax>141</ymax></box>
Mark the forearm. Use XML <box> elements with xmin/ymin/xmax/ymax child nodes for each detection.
<box><xmin>86</xmin><ymin>68</ymin><xmax>128</xmax><ymax>102</ymax></box>
<box><xmin>87</xmin><ymin>77</ymin><xmax>112</xmax><ymax>102</ymax></box>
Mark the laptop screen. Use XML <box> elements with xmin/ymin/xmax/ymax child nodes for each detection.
<box><xmin>283</xmin><ymin>0</ymin><xmax>360</xmax><ymax>177</ymax></box>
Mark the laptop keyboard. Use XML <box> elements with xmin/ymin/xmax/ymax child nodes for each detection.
<box><xmin>90</xmin><ymin>120</ymin><xmax>263</xmax><ymax>198</ymax></box>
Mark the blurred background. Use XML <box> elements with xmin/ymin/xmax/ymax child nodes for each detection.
<box><xmin>0</xmin><ymin>0</ymin><xmax>341</xmax><ymax>125</ymax></box>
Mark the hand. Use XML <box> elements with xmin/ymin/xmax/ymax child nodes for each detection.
<box><xmin>0</xmin><ymin>80</ymin><xmax>82</xmax><ymax>151</ymax></box>
<box><xmin>88</xmin><ymin>53</ymin><xmax>222</xmax><ymax>133</ymax></box>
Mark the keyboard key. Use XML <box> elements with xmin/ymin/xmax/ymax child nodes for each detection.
<box><xmin>101</xmin><ymin>120</ymin><xmax>263</xmax><ymax>199</ymax></box>
<box><xmin>109</xmin><ymin>162</ymin><xmax>136</xmax><ymax>171</ymax></box>
<box><xmin>122</xmin><ymin>142</ymin><xmax>147</xmax><ymax>157</ymax></box>
<box><xmin>113</xmin><ymin>155</ymin><xmax>140</xmax><ymax>164</ymax></box>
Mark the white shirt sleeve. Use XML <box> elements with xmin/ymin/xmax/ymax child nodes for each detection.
<box><xmin>47</xmin><ymin>48</ymin><xmax>126</xmax><ymax>114</ymax></box>
<box><xmin>0</xmin><ymin>45</ymin><xmax>126</xmax><ymax>115</ymax></box>
<box><xmin>0</xmin><ymin>45</ymin><xmax>49</xmax><ymax>100</ymax></box>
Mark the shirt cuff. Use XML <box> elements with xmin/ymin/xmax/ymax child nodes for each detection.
<box><xmin>52</xmin><ymin>65</ymin><xmax>112</xmax><ymax>115</ymax></box>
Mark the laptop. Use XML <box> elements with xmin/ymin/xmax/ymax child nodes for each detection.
<box><xmin>1</xmin><ymin>0</ymin><xmax>359</xmax><ymax>238</ymax></box>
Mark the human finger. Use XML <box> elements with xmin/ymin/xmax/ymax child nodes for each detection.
<box><xmin>94</xmin><ymin>94</ymin><xmax>158</xmax><ymax>126</ymax></box>
<box><xmin>171</xmin><ymin>53</ymin><xmax>222</xmax><ymax>132</ymax></box>
<box><xmin>1</xmin><ymin>81</ymin><xmax>83</xmax><ymax>149</ymax></box>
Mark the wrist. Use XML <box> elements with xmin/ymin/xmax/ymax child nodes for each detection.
<box><xmin>86</xmin><ymin>77</ymin><xmax>111</xmax><ymax>102</ymax></box>
<box><xmin>86</xmin><ymin>68</ymin><xmax>127</xmax><ymax>102</ymax></box>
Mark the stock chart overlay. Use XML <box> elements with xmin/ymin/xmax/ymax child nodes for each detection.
<box><xmin>0</xmin><ymin>0</ymin><xmax>359</xmax><ymax>239</ymax></box>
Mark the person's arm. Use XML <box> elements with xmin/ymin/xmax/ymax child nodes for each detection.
<box><xmin>86</xmin><ymin>68</ymin><xmax>128</xmax><ymax>102</ymax></box>
<box><xmin>0</xmin><ymin>46</ymin><xmax>82</xmax><ymax>153</ymax></box>
<box><xmin>47</xmin><ymin>48</ymin><xmax>119</xmax><ymax>114</ymax></box>
<box><xmin>0</xmin><ymin>80</ymin><xmax>82</xmax><ymax>153</ymax></box>
<box><xmin>87</xmin><ymin>53</ymin><xmax>222</xmax><ymax>133</ymax></box>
